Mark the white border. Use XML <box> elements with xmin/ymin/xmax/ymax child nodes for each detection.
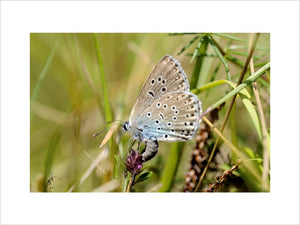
<box><xmin>1</xmin><ymin>1</ymin><xmax>299</xmax><ymax>224</ymax></box>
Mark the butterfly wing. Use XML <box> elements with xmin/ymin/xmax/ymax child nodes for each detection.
<box><xmin>129</xmin><ymin>55</ymin><xmax>190</xmax><ymax>124</ymax></box>
<box><xmin>135</xmin><ymin>91</ymin><xmax>202</xmax><ymax>142</ymax></box>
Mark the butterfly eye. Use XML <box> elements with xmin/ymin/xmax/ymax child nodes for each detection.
<box><xmin>122</xmin><ymin>122</ymin><xmax>129</xmax><ymax>131</ymax></box>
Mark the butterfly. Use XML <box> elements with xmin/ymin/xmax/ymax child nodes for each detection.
<box><xmin>122</xmin><ymin>55</ymin><xmax>202</xmax><ymax>161</ymax></box>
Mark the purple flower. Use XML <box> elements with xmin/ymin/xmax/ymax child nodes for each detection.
<box><xmin>126</xmin><ymin>149</ymin><xmax>143</xmax><ymax>176</ymax></box>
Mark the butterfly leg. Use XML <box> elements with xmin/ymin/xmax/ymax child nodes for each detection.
<box><xmin>142</xmin><ymin>140</ymin><xmax>159</xmax><ymax>162</ymax></box>
<box><xmin>129</xmin><ymin>139</ymin><xmax>136</xmax><ymax>150</ymax></box>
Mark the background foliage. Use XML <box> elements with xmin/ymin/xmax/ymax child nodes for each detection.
<box><xmin>30</xmin><ymin>33</ymin><xmax>270</xmax><ymax>192</ymax></box>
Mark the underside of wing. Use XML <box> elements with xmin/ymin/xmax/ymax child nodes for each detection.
<box><xmin>135</xmin><ymin>91</ymin><xmax>202</xmax><ymax>142</ymax></box>
<box><xmin>129</xmin><ymin>55</ymin><xmax>190</xmax><ymax>122</ymax></box>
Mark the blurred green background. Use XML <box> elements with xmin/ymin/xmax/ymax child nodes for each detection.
<box><xmin>30</xmin><ymin>33</ymin><xmax>270</xmax><ymax>192</ymax></box>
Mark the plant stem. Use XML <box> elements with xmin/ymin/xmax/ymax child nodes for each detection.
<box><xmin>250</xmin><ymin>55</ymin><xmax>270</xmax><ymax>191</ymax></box>
<box><xmin>126</xmin><ymin>174</ymin><xmax>135</xmax><ymax>192</ymax></box>
<box><xmin>159</xmin><ymin>142</ymin><xmax>184</xmax><ymax>192</ymax></box>
<box><xmin>201</xmin><ymin>117</ymin><xmax>262</xmax><ymax>183</ymax></box>
<box><xmin>32</xmin><ymin>42</ymin><xmax>59</xmax><ymax>101</ymax></box>
<box><xmin>93</xmin><ymin>33</ymin><xmax>113</xmax><ymax>123</ymax></box>
<box><xmin>194</xmin><ymin>33</ymin><xmax>260</xmax><ymax>192</ymax></box>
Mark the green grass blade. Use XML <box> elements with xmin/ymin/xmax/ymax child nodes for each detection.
<box><xmin>230</xmin><ymin>103</ymin><xmax>238</xmax><ymax>151</ymax></box>
<box><xmin>205</xmin><ymin>62</ymin><xmax>221</xmax><ymax>97</ymax></box>
<box><xmin>159</xmin><ymin>142</ymin><xmax>185</xmax><ymax>192</ymax></box>
<box><xmin>201</xmin><ymin>117</ymin><xmax>264</xmax><ymax>191</ymax></box>
<box><xmin>43</xmin><ymin>127</ymin><xmax>61</xmax><ymax>192</ymax></box>
<box><xmin>207</xmin><ymin>35</ymin><xmax>231</xmax><ymax>81</ymax></box>
<box><xmin>206</xmin><ymin>62</ymin><xmax>270</xmax><ymax>111</ymax></box>
<box><xmin>93</xmin><ymin>34</ymin><xmax>113</xmax><ymax>122</ymax></box>
<box><xmin>209</xmin><ymin>61</ymin><xmax>221</xmax><ymax>82</ymax></box>
<box><xmin>192</xmin><ymin>79</ymin><xmax>230</xmax><ymax>95</ymax></box>
<box><xmin>190</xmin><ymin>36</ymin><xmax>208</xmax><ymax>89</ymax></box>
<box><xmin>177</xmin><ymin>35</ymin><xmax>201</xmax><ymax>56</ymax></box>
<box><xmin>190</xmin><ymin>35</ymin><xmax>204</xmax><ymax>63</ymax></box>
<box><xmin>212</xmin><ymin>33</ymin><xmax>246</xmax><ymax>42</ymax></box>
<box><xmin>225</xmin><ymin>55</ymin><xmax>244</xmax><ymax>68</ymax></box>
<box><xmin>187</xmin><ymin>53</ymin><xmax>217</xmax><ymax>58</ymax></box>
<box><xmin>193</xmin><ymin>78</ymin><xmax>262</xmax><ymax>140</ymax></box>
<box><xmin>227</xmin><ymin>81</ymin><xmax>263</xmax><ymax>141</ymax></box>
<box><xmin>239</xmin><ymin>91</ymin><xmax>262</xmax><ymax>140</ymax></box>
<box><xmin>31</xmin><ymin>42</ymin><xmax>59</xmax><ymax>101</ymax></box>
<box><xmin>228</xmin><ymin>51</ymin><xmax>262</xmax><ymax>60</ymax></box>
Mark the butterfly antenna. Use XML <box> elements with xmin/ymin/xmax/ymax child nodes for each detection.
<box><xmin>93</xmin><ymin>130</ymin><xmax>106</xmax><ymax>138</ymax></box>
<box><xmin>106</xmin><ymin>120</ymin><xmax>123</xmax><ymax>124</ymax></box>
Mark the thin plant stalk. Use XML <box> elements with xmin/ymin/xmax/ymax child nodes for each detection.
<box><xmin>126</xmin><ymin>175</ymin><xmax>135</xmax><ymax>192</ymax></box>
<box><xmin>159</xmin><ymin>142</ymin><xmax>184</xmax><ymax>192</ymax></box>
<box><xmin>207</xmin><ymin>35</ymin><xmax>231</xmax><ymax>81</ymax></box>
<box><xmin>93</xmin><ymin>34</ymin><xmax>113</xmax><ymax>123</ymax></box>
<box><xmin>31</xmin><ymin>42</ymin><xmax>59</xmax><ymax>101</ymax></box>
<box><xmin>75</xmin><ymin>34</ymin><xmax>103</xmax><ymax>113</ymax></box>
<box><xmin>194</xmin><ymin>33</ymin><xmax>260</xmax><ymax>192</ymax></box>
<box><xmin>202</xmin><ymin>116</ymin><xmax>262</xmax><ymax>183</ymax></box>
<box><xmin>250</xmin><ymin>56</ymin><xmax>270</xmax><ymax>190</ymax></box>
<box><xmin>197</xmin><ymin>62</ymin><xmax>270</xmax><ymax>115</ymax></box>
<box><xmin>190</xmin><ymin>36</ymin><xmax>208</xmax><ymax>89</ymax></box>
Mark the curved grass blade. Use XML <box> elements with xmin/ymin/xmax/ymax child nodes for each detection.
<box><xmin>228</xmin><ymin>51</ymin><xmax>262</xmax><ymax>60</ymax></box>
<box><xmin>194</xmin><ymin>78</ymin><xmax>263</xmax><ymax>140</ymax></box>
<box><xmin>194</xmin><ymin>62</ymin><xmax>270</xmax><ymax>112</ymax></box>
<box><xmin>202</xmin><ymin>116</ymin><xmax>263</xmax><ymax>188</ymax></box>
<box><xmin>99</xmin><ymin>122</ymin><xmax>120</xmax><ymax>148</ymax></box>
<box><xmin>225</xmin><ymin>55</ymin><xmax>244</xmax><ymax>68</ymax></box>
<box><xmin>190</xmin><ymin>36</ymin><xmax>208</xmax><ymax>89</ymax></box>
<box><xmin>177</xmin><ymin>35</ymin><xmax>201</xmax><ymax>56</ymax></box>
<box><xmin>31</xmin><ymin>42</ymin><xmax>59</xmax><ymax>101</ymax></box>
<box><xmin>207</xmin><ymin>35</ymin><xmax>231</xmax><ymax>81</ymax></box>
<box><xmin>190</xmin><ymin>34</ymin><xmax>204</xmax><ymax>63</ymax></box>
<box><xmin>211</xmin><ymin>33</ymin><xmax>246</xmax><ymax>42</ymax></box>
<box><xmin>43</xmin><ymin>126</ymin><xmax>61</xmax><ymax>191</ymax></box>
<box><xmin>93</xmin><ymin>34</ymin><xmax>113</xmax><ymax>123</ymax></box>
<box><xmin>159</xmin><ymin>142</ymin><xmax>185</xmax><ymax>192</ymax></box>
